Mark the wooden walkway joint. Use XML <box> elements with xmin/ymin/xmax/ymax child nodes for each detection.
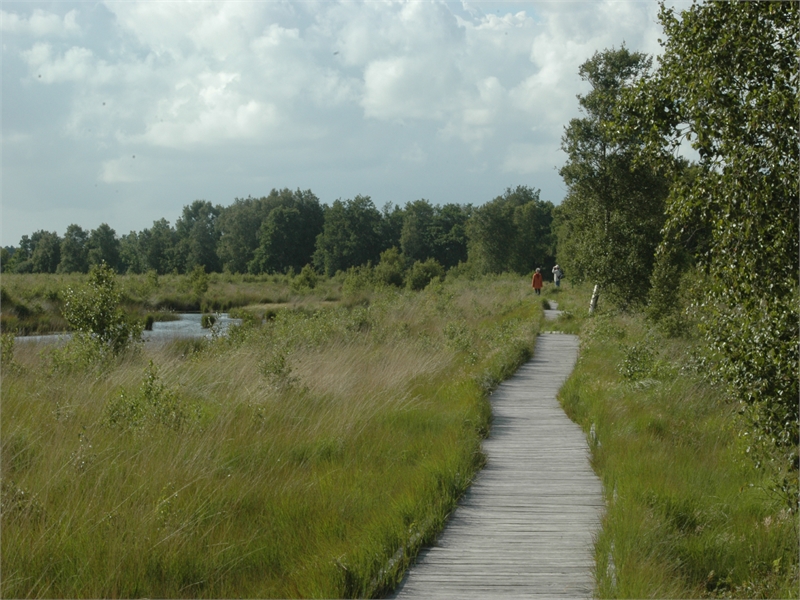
<box><xmin>392</xmin><ymin>330</ymin><xmax>603</xmax><ymax>598</ymax></box>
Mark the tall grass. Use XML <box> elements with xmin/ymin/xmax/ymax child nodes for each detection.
<box><xmin>550</xmin><ymin>284</ymin><xmax>799</xmax><ymax>598</ymax></box>
<box><xmin>1</xmin><ymin>275</ymin><xmax>541</xmax><ymax>598</ymax></box>
<box><xmin>0</xmin><ymin>271</ymin><xmax>345</xmax><ymax>335</ymax></box>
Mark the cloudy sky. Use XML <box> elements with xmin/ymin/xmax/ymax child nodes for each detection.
<box><xmin>1</xmin><ymin>0</ymin><xmax>686</xmax><ymax>246</ymax></box>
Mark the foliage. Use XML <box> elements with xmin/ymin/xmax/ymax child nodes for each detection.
<box><xmin>31</xmin><ymin>231</ymin><xmax>61</xmax><ymax>274</ymax></box>
<box><xmin>58</xmin><ymin>224</ymin><xmax>89</xmax><ymax>273</ymax></box>
<box><xmin>290</xmin><ymin>264</ymin><xmax>318</xmax><ymax>292</ymax></box>
<box><xmin>374</xmin><ymin>247</ymin><xmax>406</xmax><ymax>288</ymax></box>
<box><xmin>88</xmin><ymin>224</ymin><xmax>121</xmax><ymax>272</ymax></box>
<box><xmin>406</xmin><ymin>258</ymin><xmax>445</xmax><ymax>291</ymax></box>
<box><xmin>139</xmin><ymin>218</ymin><xmax>179</xmax><ymax>275</ymax></box>
<box><xmin>61</xmin><ymin>263</ymin><xmax>143</xmax><ymax>354</ymax></box>
<box><xmin>341</xmin><ymin>264</ymin><xmax>376</xmax><ymax>297</ymax></box>
<box><xmin>401</xmin><ymin>200</ymin><xmax>471</xmax><ymax>269</ymax></box>
<box><xmin>173</xmin><ymin>201</ymin><xmax>222</xmax><ymax>274</ymax></box>
<box><xmin>467</xmin><ymin>186</ymin><xmax>554</xmax><ymax>275</ymax></box>
<box><xmin>557</xmin><ymin>47</ymin><xmax>671</xmax><ymax>306</ymax></box>
<box><xmin>313</xmin><ymin>195</ymin><xmax>384</xmax><ymax>277</ymax></box>
<box><xmin>187</xmin><ymin>265</ymin><xmax>209</xmax><ymax>297</ymax></box>
<box><xmin>1</xmin><ymin>333</ymin><xmax>17</xmax><ymax>372</ymax></box>
<box><xmin>627</xmin><ymin>0</ymin><xmax>799</xmax><ymax>504</ymax></box>
<box><xmin>248</xmin><ymin>192</ymin><xmax>324</xmax><ymax>275</ymax></box>
<box><xmin>216</xmin><ymin>196</ymin><xmax>272</xmax><ymax>273</ymax></box>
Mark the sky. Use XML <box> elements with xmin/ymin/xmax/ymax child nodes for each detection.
<box><xmin>1</xmin><ymin>0</ymin><xmax>687</xmax><ymax>247</ymax></box>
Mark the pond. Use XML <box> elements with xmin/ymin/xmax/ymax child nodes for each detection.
<box><xmin>14</xmin><ymin>313</ymin><xmax>243</xmax><ymax>344</ymax></box>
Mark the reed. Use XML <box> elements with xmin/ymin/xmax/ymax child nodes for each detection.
<box><xmin>1</xmin><ymin>274</ymin><xmax>541</xmax><ymax>598</ymax></box>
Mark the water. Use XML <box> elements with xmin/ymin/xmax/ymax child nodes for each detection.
<box><xmin>14</xmin><ymin>313</ymin><xmax>243</xmax><ymax>344</ymax></box>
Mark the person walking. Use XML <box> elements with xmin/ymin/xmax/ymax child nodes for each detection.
<box><xmin>552</xmin><ymin>264</ymin><xmax>563</xmax><ymax>287</ymax></box>
<box><xmin>531</xmin><ymin>268</ymin><xmax>543</xmax><ymax>295</ymax></box>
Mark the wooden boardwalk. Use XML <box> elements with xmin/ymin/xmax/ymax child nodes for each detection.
<box><xmin>391</xmin><ymin>331</ymin><xmax>603</xmax><ymax>599</ymax></box>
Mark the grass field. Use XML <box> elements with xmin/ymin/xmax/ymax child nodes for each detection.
<box><xmin>546</xmin><ymin>284</ymin><xmax>799</xmax><ymax>598</ymax></box>
<box><xmin>3</xmin><ymin>274</ymin><xmax>796</xmax><ymax>598</ymax></box>
<box><xmin>1</xmin><ymin>274</ymin><xmax>544</xmax><ymax>598</ymax></box>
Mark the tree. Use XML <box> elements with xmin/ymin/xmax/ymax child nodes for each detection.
<box><xmin>31</xmin><ymin>231</ymin><xmax>61</xmax><ymax>273</ymax></box>
<box><xmin>629</xmin><ymin>1</ymin><xmax>798</xmax><ymax>500</ymax></box>
<box><xmin>557</xmin><ymin>47</ymin><xmax>671</xmax><ymax>306</ymax></box>
<box><xmin>246</xmin><ymin>190</ymin><xmax>324</xmax><ymax>275</ymax></box>
<box><xmin>468</xmin><ymin>186</ymin><xmax>554</xmax><ymax>275</ymax></box>
<box><xmin>175</xmin><ymin>200</ymin><xmax>221</xmax><ymax>273</ymax></box>
<box><xmin>216</xmin><ymin>197</ymin><xmax>272</xmax><ymax>273</ymax></box>
<box><xmin>249</xmin><ymin>206</ymin><xmax>304</xmax><ymax>274</ymax></box>
<box><xmin>379</xmin><ymin>203</ymin><xmax>405</xmax><ymax>253</ymax></box>
<box><xmin>401</xmin><ymin>199</ymin><xmax>436</xmax><ymax>264</ymax></box>
<box><xmin>313</xmin><ymin>196</ymin><xmax>383</xmax><ymax>276</ymax></box>
<box><xmin>119</xmin><ymin>231</ymin><xmax>145</xmax><ymax>274</ymax></box>
<box><xmin>467</xmin><ymin>194</ymin><xmax>517</xmax><ymax>274</ymax></box>
<box><xmin>139</xmin><ymin>219</ymin><xmax>178</xmax><ymax>275</ymax></box>
<box><xmin>431</xmin><ymin>203</ymin><xmax>472</xmax><ymax>269</ymax></box>
<box><xmin>6</xmin><ymin>237</ymin><xmax>33</xmax><ymax>273</ymax></box>
<box><xmin>0</xmin><ymin>247</ymin><xmax>10</xmax><ymax>273</ymax></box>
<box><xmin>88</xmin><ymin>223</ymin><xmax>121</xmax><ymax>272</ymax></box>
<box><xmin>58</xmin><ymin>224</ymin><xmax>89</xmax><ymax>273</ymax></box>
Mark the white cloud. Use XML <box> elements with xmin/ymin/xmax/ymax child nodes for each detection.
<box><xmin>502</xmin><ymin>142</ymin><xmax>559</xmax><ymax>174</ymax></box>
<box><xmin>1</xmin><ymin>8</ymin><xmax>80</xmax><ymax>37</ymax></box>
<box><xmin>22</xmin><ymin>43</ymin><xmax>95</xmax><ymax>83</ymax></box>
<box><xmin>3</xmin><ymin>0</ymin><xmax>681</xmax><ymax>244</ymax></box>
<box><xmin>99</xmin><ymin>156</ymin><xmax>141</xmax><ymax>183</ymax></box>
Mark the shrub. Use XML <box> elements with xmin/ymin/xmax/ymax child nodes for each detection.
<box><xmin>342</xmin><ymin>265</ymin><xmax>375</xmax><ymax>296</ymax></box>
<box><xmin>291</xmin><ymin>264</ymin><xmax>318</xmax><ymax>292</ymax></box>
<box><xmin>406</xmin><ymin>259</ymin><xmax>445</xmax><ymax>291</ymax></box>
<box><xmin>105</xmin><ymin>361</ymin><xmax>192</xmax><ymax>431</ymax></box>
<box><xmin>61</xmin><ymin>263</ymin><xmax>143</xmax><ymax>354</ymax></box>
<box><xmin>374</xmin><ymin>248</ymin><xmax>406</xmax><ymax>288</ymax></box>
<box><xmin>188</xmin><ymin>265</ymin><xmax>209</xmax><ymax>297</ymax></box>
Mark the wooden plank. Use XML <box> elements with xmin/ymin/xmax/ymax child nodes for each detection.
<box><xmin>390</xmin><ymin>333</ymin><xmax>603</xmax><ymax>599</ymax></box>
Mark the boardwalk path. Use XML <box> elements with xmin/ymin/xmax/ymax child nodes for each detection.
<box><xmin>392</xmin><ymin>326</ymin><xmax>603</xmax><ymax>598</ymax></box>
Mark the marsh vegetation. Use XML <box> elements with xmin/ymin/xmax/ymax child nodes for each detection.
<box><xmin>2</xmin><ymin>273</ymin><xmax>542</xmax><ymax>598</ymax></box>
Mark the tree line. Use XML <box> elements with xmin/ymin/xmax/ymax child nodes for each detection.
<box><xmin>1</xmin><ymin>186</ymin><xmax>556</xmax><ymax>280</ymax></box>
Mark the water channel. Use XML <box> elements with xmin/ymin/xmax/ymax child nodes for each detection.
<box><xmin>14</xmin><ymin>313</ymin><xmax>243</xmax><ymax>344</ymax></box>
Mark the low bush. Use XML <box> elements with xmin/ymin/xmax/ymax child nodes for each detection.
<box><xmin>406</xmin><ymin>258</ymin><xmax>444</xmax><ymax>291</ymax></box>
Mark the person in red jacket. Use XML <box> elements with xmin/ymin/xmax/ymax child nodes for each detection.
<box><xmin>531</xmin><ymin>268</ymin><xmax>543</xmax><ymax>295</ymax></box>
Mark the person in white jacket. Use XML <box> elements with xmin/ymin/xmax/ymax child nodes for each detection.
<box><xmin>552</xmin><ymin>264</ymin><xmax>563</xmax><ymax>287</ymax></box>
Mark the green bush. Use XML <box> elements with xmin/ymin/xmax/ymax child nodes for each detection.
<box><xmin>374</xmin><ymin>247</ymin><xmax>406</xmax><ymax>288</ymax></box>
<box><xmin>406</xmin><ymin>259</ymin><xmax>444</xmax><ymax>291</ymax></box>
<box><xmin>61</xmin><ymin>263</ymin><xmax>142</xmax><ymax>354</ymax></box>
<box><xmin>290</xmin><ymin>264</ymin><xmax>318</xmax><ymax>292</ymax></box>
<box><xmin>105</xmin><ymin>361</ymin><xmax>193</xmax><ymax>431</ymax></box>
<box><xmin>342</xmin><ymin>264</ymin><xmax>375</xmax><ymax>296</ymax></box>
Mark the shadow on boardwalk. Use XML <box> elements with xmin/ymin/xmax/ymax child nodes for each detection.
<box><xmin>391</xmin><ymin>333</ymin><xmax>603</xmax><ymax>599</ymax></box>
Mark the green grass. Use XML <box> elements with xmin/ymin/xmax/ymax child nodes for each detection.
<box><xmin>1</xmin><ymin>274</ymin><xmax>542</xmax><ymax>598</ymax></box>
<box><xmin>550</xmin><ymin>284</ymin><xmax>799</xmax><ymax>598</ymax></box>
